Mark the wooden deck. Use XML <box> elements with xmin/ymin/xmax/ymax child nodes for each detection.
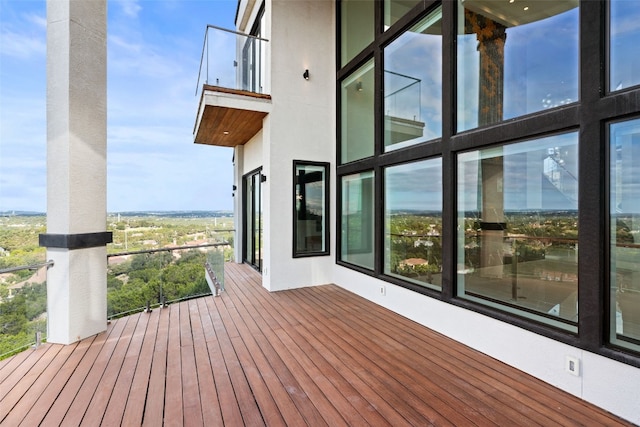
<box><xmin>0</xmin><ymin>262</ymin><xmax>632</xmax><ymax>426</ymax></box>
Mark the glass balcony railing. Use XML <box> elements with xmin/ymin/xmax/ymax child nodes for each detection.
<box><xmin>384</xmin><ymin>70</ymin><xmax>421</xmax><ymax>123</ymax></box>
<box><xmin>195</xmin><ymin>24</ymin><xmax>269</xmax><ymax>97</ymax></box>
<box><xmin>107</xmin><ymin>241</ymin><xmax>233</xmax><ymax>320</ymax></box>
<box><xmin>0</xmin><ymin>243</ymin><xmax>233</xmax><ymax>358</ymax></box>
<box><xmin>0</xmin><ymin>260</ymin><xmax>51</xmax><ymax>360</ymax></box>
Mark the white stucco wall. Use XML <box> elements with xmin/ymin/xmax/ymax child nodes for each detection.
<box><xmin>333</xmin><ymin>265</ymin><xmax>640</xmax><ymax>425</ymax></box>
<box><xmin>242</xmin><ymin>129</ymin><xmax>263</xmax><ymax>174</ymax></box>
<box><xmin>258</xmin><ymin>0</ymin><xmax>336</xmax><ymax>291</ymax></box>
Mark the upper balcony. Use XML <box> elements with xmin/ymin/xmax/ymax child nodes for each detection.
<box><xmin>193</xmin><ymin>25</ymin><xmax>272</xmax><ymax>148</ymax></box>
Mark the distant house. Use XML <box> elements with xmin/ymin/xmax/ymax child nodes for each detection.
<box><xmin>399</xmin><ymin>258</ymin><xmax>429</xmax><ymax>268</ymax></box>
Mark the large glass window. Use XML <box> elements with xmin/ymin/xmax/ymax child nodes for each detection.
<box><xmin>384</xmin><ymin>0</ymin><xmax>421</xmax><ymax>30</ymax></box>
<box><xmin>610</xmin><ymin>119</ymin><xmax>640</xmax><ymax>351</ymax></box>
<box><xmin>341</xmin><ymin>59</ymin><xmax>375</xmax><ymax>164</ymax></box>
<box><xmin>610</xmin><ymin>0</ymin><xmax>640</xmax><ymax>92</ymax></box>
<box><xmin>457</xmin><ymin>0</ymin><xmax>579</xmax><ymax>132</ymax></box>
<box><xmin>457</xmin><ymin>132</ymin><xmax>579</xmax><ymax>330</ymax></box>
<box><xmin>384</xmin><ymin>7</ymin><xmax>442</xmax><ymax>151</ymax></box>
<box><xmin>294</xmin><ymin>161</ymin><xmax>329</xmax><ymax>257</ymax></box>
<box><xmin>385</xmin><ymin>159</ymin><xmax>442</xmax><ymax>290</ymax></box>
<box><xmin>341</xmin><ymin>171</ymin><xmax>375</xmax><ymax>269</ymax></box>
<box><xmin>341</xmin><ymin>0</ymin><xmax>375</xmax><ymax>66</ymax></box>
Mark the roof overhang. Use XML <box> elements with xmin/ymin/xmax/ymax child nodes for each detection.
<box><xmin>193</xmin><ymin>85</ymin><xmax>272</xmax><ymax>147</ymax></box>
<box><xmin>460</xmin><ymin>0</ymin><xmax>578</xmax><ymax>27</ymax></box>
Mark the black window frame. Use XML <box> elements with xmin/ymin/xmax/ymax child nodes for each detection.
<box><xmin>293</xmin><ymin>160</ymin><xmax>331</xmax><ymax>258</ymax></box>
<box><xmin>336</xmin><ymin>0</ymin><xmax>640</xmax><ymax>368</ymax></box>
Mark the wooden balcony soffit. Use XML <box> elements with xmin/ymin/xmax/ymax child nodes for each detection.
<box><xmin>194</xmin><ymin>85</ymin><xmax>272</xmax><ymax>147</ymax></box>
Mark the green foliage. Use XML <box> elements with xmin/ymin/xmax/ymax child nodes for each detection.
<box><xmin>107</xmin><ymin>249</ymin><xmax>212</xmax><ymax>318</ymax></box>
<box><xmin>0</xmin><ymin>282</ymin><xmax>47</xmax><ymax>358</ymax></box>
<box><xmin>131</xmin><ymin>252</ymin><xmax>173</xmax><ymax>271</ymax></box>
<box><xmin>0</xmin><ymin>294</ymin><xmax>27</xmax><ymax>335</ymax></box>
<box><xmin>107</xmin><ymin>274</ymin><xmax>124</xmax><ymax>290</ymax></box>
<box><xmin>0</xmin><ymin>216</ymin><xmax>46</xmax><ymax>271</ymax></box>
<box><xmin>23</xmin><ymin>283</ymin><xmax>47</xmax><ymax>320</ymax></box>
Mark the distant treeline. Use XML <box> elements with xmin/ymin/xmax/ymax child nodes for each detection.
<box><xmin>110</xmin><ymin>211</ymin><xmax>232</xmax><ymax>218</ymax></box>
<box><xmin>2</xmin><ymin>211</ymin><xmax>233</xmax><ymax>218</ymax></box>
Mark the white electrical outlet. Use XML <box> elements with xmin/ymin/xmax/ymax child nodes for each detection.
<box><xmin>379</xmin><ymin>285</ymin><xmax>386</xmax><ymax>296</ymax></box>
<box><xmin>565</xmin><ymin>355</ymin><xmax>580</xmax><ymax>376</ymax></box>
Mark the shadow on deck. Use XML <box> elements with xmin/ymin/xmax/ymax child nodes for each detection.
<box><xmin>0</xmin><ymin>263</ymin><xmax>632</xmax><ymax>426</ymax></box>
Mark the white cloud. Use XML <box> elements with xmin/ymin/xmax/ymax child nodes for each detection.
<box><xmin>117</xmin><ymin>0</ymin><xmax>142</xmax><ymax>19</ymax></box>
<box><xmin>0</xmin><ymin>27</ymin><xmax>45</xmax><ymax>59</ymax></box>
<box><xmin>25</xmin><ymin>13</ymin><xmax>46</xmax><ymax>29</ymax></box>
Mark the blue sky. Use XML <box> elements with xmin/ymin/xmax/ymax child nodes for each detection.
<box><xmin>0</xmin><ymin>0</ymin><xmax>238</xmax><ymax>212</ymax></box>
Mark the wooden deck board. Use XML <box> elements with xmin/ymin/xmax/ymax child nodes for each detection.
<box><xmin>1</xmin><ymin>342</ymin><xmax>74</xmax><ymax>425</ymax></box>
<box><xmin>201</xmin><ymin>297</ymin><xmax>245</xmax><ymax>426</ymax></box>
<box><xmin>314</xmin><ymin>284</ymin><xmax>615</xmax><ymax>426</ymax></box>
<box><xmin>1</xmin><ymin>262</ymin><xmax>634</xmax><ymax>426</ymax></box>
<box><xmin>18</xmin><ymin>336</ymin><xmax>95</xmax><ymax>426</ymax></box>
<box><xmin>100</xmin><ymin>311</ymin><xmax>150</xmax><ymax>426</ymax></box>
<box><xmin>120</xmin><ymin>306</ymin><xmax>160</xmax><ymax>426</ymax></box>
<box><xmin>191</xmin><ymin>298</ymin><xmax>224</xmax><ymax>426</ymax></box>
<box><xmin>306</xmin><ymin>287</ymin><xmax>531</xmax><ymax>425</ymax></box>
<box><xmin>77</xmin><ymin>315</ymin><xmax>140</xmax><ymax>426</ymax></box>
<box><xmin>163</xmin><ymin>304</ymin><xmax>184</xmax><ymax>425</ymax></box>
<box><xmin>141</xmin><ymin>303</ymin><xmax>170</xmax><ymax>427</ymax></box>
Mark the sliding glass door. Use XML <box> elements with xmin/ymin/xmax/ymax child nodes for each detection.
<box><xmin>243</xmin><ymin>168</ymin><xmax>263</xmax><ymax>271</ymax></box>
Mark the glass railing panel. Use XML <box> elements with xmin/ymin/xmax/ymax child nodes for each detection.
<box><xmin>196</xmin><ymin>25</ymin><xmax>269</xmax><ymax>97</ymax></box>
<box><xmin>107</xmin><ymin>241</ymin><xmax>233</xmax><ymax>320</ymax></box>
<box><xmin>206</xmin><ymin>249</ymin><xmax>225</xmax><ymax>293</ymax></box>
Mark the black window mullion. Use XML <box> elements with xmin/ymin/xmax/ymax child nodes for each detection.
<box><xmin>578</xmin><ymin>0</ymin><xmax>606</xmax><ymax>352</ymax></box>
<box><xmin>374</xmin><ymin>0</ymin><xmax>383</xmax><ymax>38</ymax></box>
<box><xmin>373</xmin><ymin>10</ymin><xmax>384</xmax><ymax>275</ymax></box>
<box><xmin>374</xmin><ymin>164</ymin><xmax>383</xmax><ymax>275</ymax></box>
<box><xmin>441</xmin><ymin>0</ymin><xmax>456</xmax><ymax>301</ymax></box>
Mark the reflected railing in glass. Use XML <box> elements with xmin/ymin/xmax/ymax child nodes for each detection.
<box><xmin>384</xmin><ymin>70</ymin><xmax>421</xmax><ymax>124</ymax></box>
<box><xmin>195</xmin><ymin>24</ymin><xmax>269</xmax><ymax>97</ymax></box>
<box><xmin>459</xmin><ymin>217</ymin><xmax>578</xmax><ymax>326</ymax></box>
<box><xmin>0</xmin><ymin>260</ymin><xmax>52</xmax><ymax>360</ymax></box>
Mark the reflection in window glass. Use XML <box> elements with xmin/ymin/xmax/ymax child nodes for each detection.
<box><xmin>457</xmin><ymin>0</ymin><xmax>579</xmax><ymax>132</ymax></box>
<box><xmin>341</xmin><ymin>60</ymin><xmax>375</xmax><ymax>163</ymax></box>
<box><xmin>385</xmin><ymin>159</ymin><xmax>442</xmax><ymax>290</ymax></box>
<box><xmin>341</xmin><ymin>171</ymin><xmax>375</xmax><ymax>269</ymax></box>
<box><xmin>610</xmin><ymin>119</ymin><xmax>640</xmax><ymax>352</ymax></box>
<box><xmin>384</xmin><ymin>7</ymin><xmax>442</xmax><ymax>151</ymax></box>
<box><xmin>341</xmin><ymin>0</ymin><xmax>375</xmax><ymax>66</ymax></box>
<box><xmin>610</xmin><ymin>0</ymin><xmax>640</xmax><ymax>91</ymax></box>
<box><xmin>294</xmin><ymin>162</ymin><xmax>328</xmax><ymax>257</ymax></box>
<box><xmin>384</xmin><ymin>0</ymin><xmax>421</xmax><ymax>30</ymax></box>
<box><xmin>457</xmin><ymin>132</ymin><xmax>579</xmax><ymax>330</ymax></box>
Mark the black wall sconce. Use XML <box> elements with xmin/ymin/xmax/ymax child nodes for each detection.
<box><xmin>303</xmin><ymin>69</ymin><xmax>310</xmax><ymax>80</ymax></box>
<box><xmin>261</xmin><ymin>174</ymin><xmax>267</xmax><ymax>182</ymax></box>
<box><xmin>356</xmin><ymin>81</ymin><xmax>363</xmax><ymax>91</ymax></box>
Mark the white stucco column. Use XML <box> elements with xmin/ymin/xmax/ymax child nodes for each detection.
<box><xmin>40</xmin><ymin>0</ymin><xmax>111</xmax><ymax>344</ymax></box>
